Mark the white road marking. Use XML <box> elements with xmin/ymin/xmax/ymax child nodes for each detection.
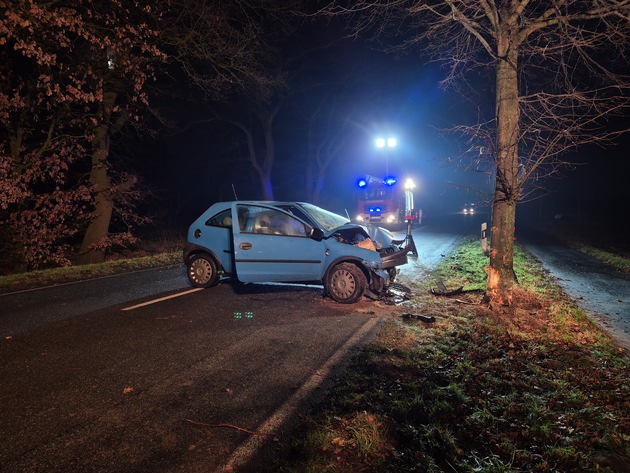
<box><xmin>121</xmin><ymin>287</ymin><xmax>204</xmax><ymax>311</ymax></box>
<box><xmin>217</xmin><ymin>316</ymin><xmax>382</xmax><ymax>472</ymax></box>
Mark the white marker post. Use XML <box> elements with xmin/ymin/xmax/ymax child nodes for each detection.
<box><xmin>481</xmin><ymin>222</ymin><xmax>488</xmax><ymax>255</ymax></box>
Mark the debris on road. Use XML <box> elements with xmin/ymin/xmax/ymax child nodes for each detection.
<box><xmin>380</xmin><ymin>282</ymin><xmax>412</xmax><ymax>305</ymax></box>
<box><xmin>430</xmin><ymin>279</ymin><xmax>464</xmax><ymax>297</ymax></box>
<box><xmin>401</xmin><ymin>313</ymin><xmax>436</xmax><ymax>323</ymax></box>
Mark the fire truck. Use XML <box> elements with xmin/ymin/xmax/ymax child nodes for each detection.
<box><xmin>355</xmin><ymin>175</ymin><xmax>420</xmax><ymax>226</ymax></box>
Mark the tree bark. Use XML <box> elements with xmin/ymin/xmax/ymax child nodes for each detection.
<box><xmin>77</xmin><ymin>91</ymin><xmax>116</xmax><ymax>265</ymax></box>
<box><xmin>486</xmin><ymin>43</ymin><xmax>520</xmax><ymax>306</ymax></box>
<box><xmin>260</xmin><ymin>112</ymin><xmax>275</xmax><ymax>200</ymax></box>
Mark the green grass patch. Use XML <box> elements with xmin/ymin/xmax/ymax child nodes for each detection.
<box><xmin>0</xmin><ymin>251</ymin><xmax>182</xmax><ymax>294</ymax></box>
<box><xmin>572</xmin><ymin>243</ymin><xmax>630</xmax><ymax>272</ymax></box>
<box><xmin>264</xmin><ymin>239</ymin><xmax>630</xmax><ymax>473</ymax></box>
<box><xmin>529</xmin><ymin>221</ymin><xmax>630</xmax><ymax>273</ymax></box>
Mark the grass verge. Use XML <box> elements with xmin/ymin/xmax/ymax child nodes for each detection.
<box><xmin>571</xmin><ymin>243</ymin><xmax>630</xmax><ymax>273</ymax></box>
<box><xmin>528</xmin><ymin>221</ymin><xmax>630</xmax><ymax>273</ymax></box>
<box><xmin>264</xmin><ymin>239</ymin><xmax>629</xmax><ymax>473</ymax></box>
<box><xmin>0</xmin><ymin>251</ymin><xmax>182</xmax><ymax>294</ymax></box>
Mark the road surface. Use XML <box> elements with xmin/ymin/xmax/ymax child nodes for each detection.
<box><xmin>519</xmin><ymin>227</ymin><xmax>630</xmax><ymax>351</ymax></box>
<box><xmin>3</xmin><ymin>216</ymin><xmax>623</xmax><ymax>472</ymax></box>
<box><xmin>0</xmin><ymin>218</ymin><xmax>471</xmax><ymax>472</ymax></box>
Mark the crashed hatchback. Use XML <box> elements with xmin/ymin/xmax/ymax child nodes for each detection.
<box><xmin>183</xmin><ymin>201</ymin><xmax>410</xmax><ymax>303</ymax></box>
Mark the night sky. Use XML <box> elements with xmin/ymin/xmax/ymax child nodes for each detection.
<box><xmin>129</xmin><ymin>25</ymin><xmax>629</xmax><ymax>237</ymax></box>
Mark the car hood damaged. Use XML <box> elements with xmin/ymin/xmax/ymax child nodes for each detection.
<box><xmin>330</xmin><ymin>224</ymin><xmax>379</xmax><ymax>249</ymax></box>
<box><xmin>331</xmin><ymin>223</ymin><xmax>409</xmax><ymax>269</ymax></box>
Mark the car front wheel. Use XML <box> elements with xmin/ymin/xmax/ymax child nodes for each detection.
<box><xmin>187</xmin><ymin>254</ymin><xmax>220</xmax><ymax>288</ymax></box>
<box><xmin>326</xmin><ymin>262</ymin><xmax>367</xmax><ymax>304</ymax></box>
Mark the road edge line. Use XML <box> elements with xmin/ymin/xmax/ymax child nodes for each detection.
<box><xmin>217</xmin><ymin>316</ymin><xmax>382</xmax><ymax>472</ymax></box>
<box><xmin>121</xmin><ymin>287</ymin><xmax>204</xmax><ymax>311</ymax></box>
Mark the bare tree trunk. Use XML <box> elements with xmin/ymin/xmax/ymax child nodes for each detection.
<box><xmin>78</xmin><ymin>92</ymin><xmax>116</xmax><ymax>265</ymax></box>
<box><xmin>260</xmin><ymin>113</ymin><xmax>275</xmax><ymax>200</ymax></box>
<box><xmin>240</xmin><ymin>120</ymin><xmax>274</xmax><ymax>201</ymax></box>
<box><xmin>313</xmin><ymin>159</ymin><xmax>326</xmax><ymax>205</ymax></box>
<box><xmin>305</xmin><ymin>124</ymin><xmax>317</xmax><ymax>203</ymax></box>
<box><xmin>486</xmin><ymin>45</ymin><xmax>520</xmax><ymax>306</ymax></box>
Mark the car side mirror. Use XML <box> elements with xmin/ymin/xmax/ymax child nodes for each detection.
<box><xmin>309</xmin><ymin>227</ymin><xmax>325</xmax><ymax>241</ymax></box>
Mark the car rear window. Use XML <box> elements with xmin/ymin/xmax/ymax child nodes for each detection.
<box><xmin>205</xmin><ymin>209</ymin><xmax>232</xmax><ymax>227</ymax></box>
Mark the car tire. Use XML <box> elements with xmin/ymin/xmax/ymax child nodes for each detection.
<box><xmin>326</xmin><ymin>262</ymin><xmax>367</xmax><ymax>304</ymax></box>
<box><xmin>187</xmin><ymin>254</ymin><xmax>220</xmax><ymax>288</ymax></box>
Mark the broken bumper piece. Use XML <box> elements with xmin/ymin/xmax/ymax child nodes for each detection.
<box><xmin>380</xmin><ymin>247</ymin><xmax>410</xmax><ymax>269</ymax></box>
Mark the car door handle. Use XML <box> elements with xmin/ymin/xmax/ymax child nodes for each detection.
<box><xmin>239</xmin><ymin>242</ymin><xmax>253</xmax><ymax>250</ymax></box>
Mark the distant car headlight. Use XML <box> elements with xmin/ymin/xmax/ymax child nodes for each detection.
<box><xmin>386</xmin><ymin>214</ymin><xmax>396</xmax><ymax>223</ymax></box>
<box><xmin>356</xmin><ymin>215</ymin><xmax>365</xmax><ymax>222</ymax></box>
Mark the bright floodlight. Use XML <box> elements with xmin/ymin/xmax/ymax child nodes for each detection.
<box><xmin>375</xmin><ymin>137</ymin><xmax>396</xmax><ymax>148</ymax></box>
<box><xmin>405</xmin><ymin>178</ymin><xmax>416</xmax><ymax>190</ymax></box>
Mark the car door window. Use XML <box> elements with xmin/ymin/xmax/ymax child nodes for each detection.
<box><xmin>236</xmin><ymin>205</ymin><xmax>307</xmax><ymax>237</ymax></box>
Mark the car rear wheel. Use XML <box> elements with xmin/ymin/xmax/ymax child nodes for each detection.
<box><xmin>187</xmin><ymin>254</ymin><xmax>220</xmax><ymax>288</ymax></box>
<box><xmin>326</xmin><ymin>262</ymin><xmax>367</xmax><ymax>304</ymax></box>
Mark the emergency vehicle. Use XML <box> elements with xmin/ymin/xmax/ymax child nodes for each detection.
<box><xmin>355</xmin><ymin>175</ymin><xmax>419</xmax><ymax>226</ymax></box>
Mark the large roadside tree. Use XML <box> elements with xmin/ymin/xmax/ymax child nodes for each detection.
<box><xmin>1</xmin><ymin>0</ymin><xmax>166</xmax><ymax>267</ymax></box>
<box><xmin>72</xmin><ymin>1</ymin><xmax>166</xmax><ymax>264</ymax></box>
<box><xmin>1</xmin><ymin>1</ymin><xmax>92</xmax><ymax>269</ymax></box>
<box><xmin>321</xmin><ymin>0</ymin><xmax>630</xmax><ymax>306</ymax></box>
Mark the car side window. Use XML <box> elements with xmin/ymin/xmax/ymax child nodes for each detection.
<box><xmin>205</xmin><ymin>209</ymin><xmax>232</xmax><ymax>227</ymax></box>
<box><xmin>276</xmin><ymin>205</ymin><xmax>315</xmax><ymax>227</ymax></box>
<box><xmin>238</xmin><ymin>205</ymin><xmax>307</xmax><ymax>237</ymax></box>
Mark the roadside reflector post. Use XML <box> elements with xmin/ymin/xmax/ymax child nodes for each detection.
<box><xmin>481</xmin><ymin>222</ymin><xmax>488</xmax><ymax>255</ymax></box>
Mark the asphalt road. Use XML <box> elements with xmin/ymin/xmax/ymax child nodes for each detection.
<box><xmin>519</xmin><ymin>227</ymin><xmax>630</xmax><ymax>351</ymax></box>
<box><xmin>0</xmin><ymin>217</ymin><xmax>473</xmax><ymax>473</ymax></box>
<box><xmin>1</xmin><ymin>282</ymin><xmax>385</xmax><ymax>473</ymax></box>
<box><xmin>2</xmin><ymin>215</ymin><xmax>625</xmax><ymax>472</ymax></box>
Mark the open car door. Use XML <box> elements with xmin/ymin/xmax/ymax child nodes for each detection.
<box><xmin>231</xmin><ymin>203</ymin><xmax>326</xmax><ymax>283</ymax></box>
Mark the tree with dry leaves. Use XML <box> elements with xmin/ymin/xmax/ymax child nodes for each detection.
<box><xmin>71</xmin><ymin>2</ymin><xmax>166</xmax><ymax>264</ymax></box>
<box><xmin>320</xmin><ymin>0</ymin><xmax>630</xmax><ymax>306</ymax></box>
<box><xmin>1</xmin><ymin>1</ymin><xmax>166</xmax><ymax>267</ymax></box>
<box><xmin>1</xmin><ymin>1</ymin><xmax>93</xmax><ymax>269</ymax></box>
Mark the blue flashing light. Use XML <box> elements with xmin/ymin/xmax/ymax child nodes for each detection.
<box><xmin>357</xmin><ymin>178</ymin><xmax>368</xmax><ymax>188</ymax></box>
<box><xmin>368</xmin><ymin>207</ymin><xmax>382</xmax><ymax>213</ymax></box>
<box><xmin>384</xmin><ymin>176</ymin><xmax>397</xmax><ymax>186</ymax></box>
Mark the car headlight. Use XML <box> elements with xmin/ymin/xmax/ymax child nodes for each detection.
<box><xmin>356</xmin><ymin>215</ymin><xmax>365</xmax><ymax>222</ymax></box>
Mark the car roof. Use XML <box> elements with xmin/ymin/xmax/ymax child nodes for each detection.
<box><xmin>214</xmin><ymin>200</ymin><xmax>305</xmax><ymax>205</ymax></box>
<box><xmin>207</xmin><ymin>201</ymin><xmax>308</xmax><ymax>210</ymax></box>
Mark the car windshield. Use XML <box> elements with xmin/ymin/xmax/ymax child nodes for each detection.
<box><xmin>299</xmin><ymin>203</ymin><xmax>350</xmax><ymax>232</ymax></box>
